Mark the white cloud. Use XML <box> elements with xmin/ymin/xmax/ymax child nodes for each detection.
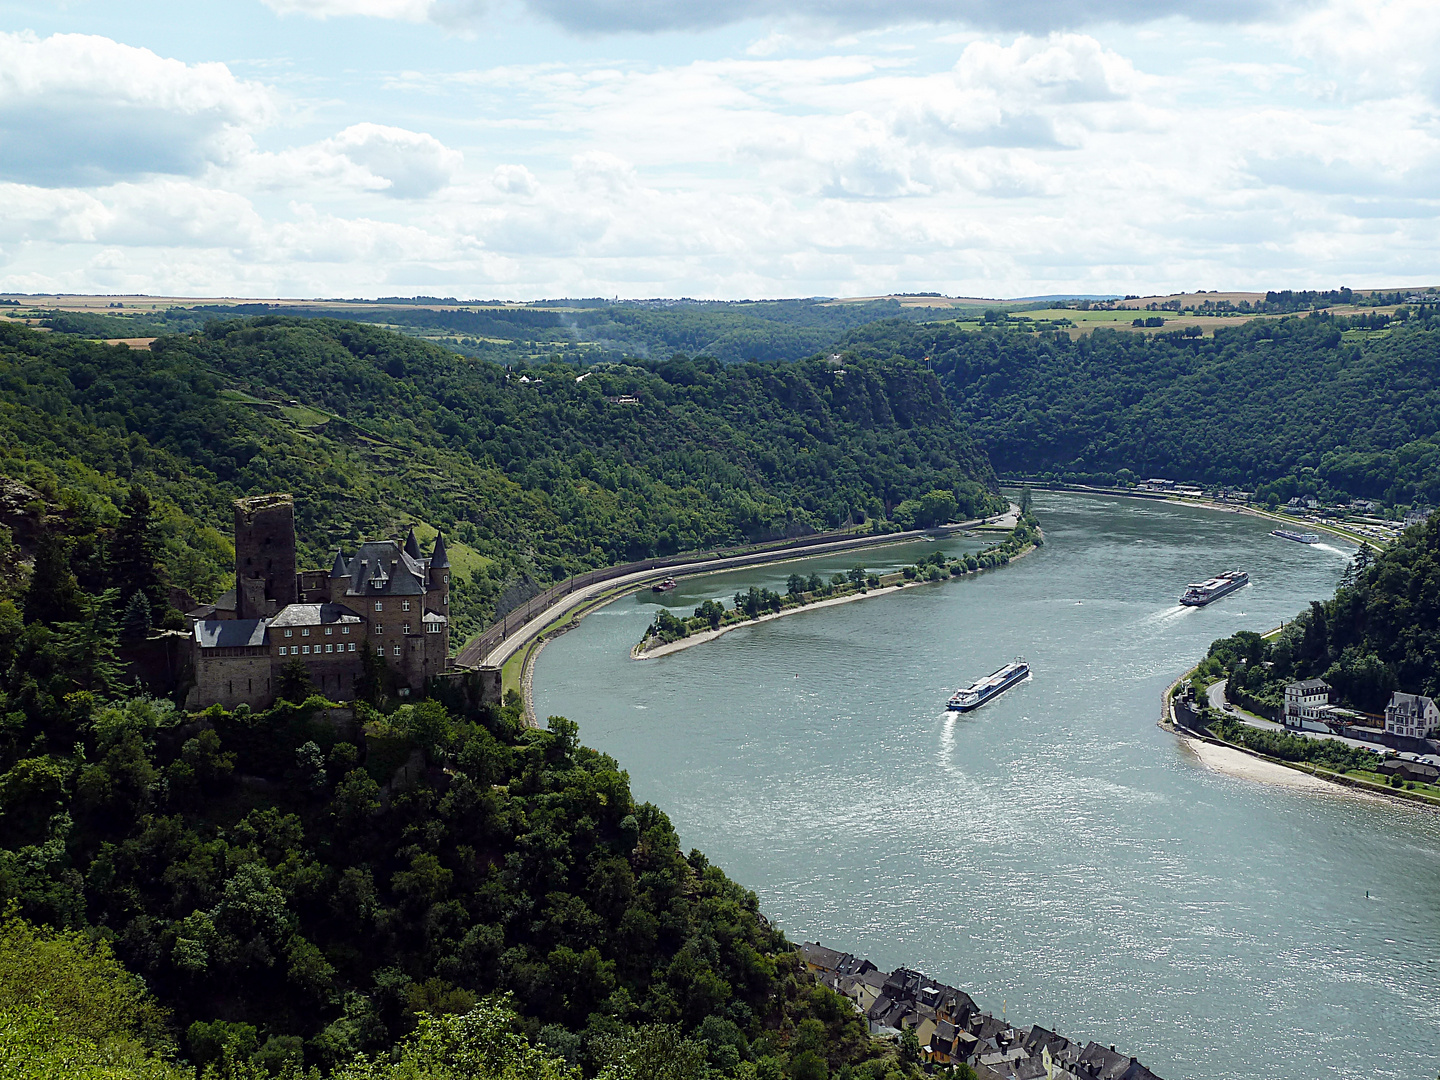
<box><xmin>259</xmin><ymin>0</ymin><xmax>488</xmax><ymax>28</ymax></box>
<box><xmin>0</xmin><ymin>31</ymin><xmax>273</xmax><ymax>186</ymax></box>
<box><xmin>259</xmin><ymin>0</ymin><xmax>1296</xmax><ymax>33</ymax></box>
<box><xmin>1288</xmin><ymin>0</ymin><xmax>1440</xmax><ymax>101</ymax></box>
<box><xmin>323</xmin><ymin>123</ymin><xmax>463</xmax><ymax>197</ymax></box>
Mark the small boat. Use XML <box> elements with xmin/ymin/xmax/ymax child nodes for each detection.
<box><xmin>948</xmin><ymin>659</ymin><xmax>1030</xmax><ymax>712</ymax></box>
<box><xmin>651</xmin><ymin>578</ymin><xmax>677</xmax><ymax>593</ymax></box>
<box><xmin>1270</xmin><ymin>528</ymin><xmax>1320</xmax><ymax>544</ymax></box>
<box><xmin>1180</xmin><ymin>570</ymin><xmax>1248</xmax><ymax>606</ymax></box>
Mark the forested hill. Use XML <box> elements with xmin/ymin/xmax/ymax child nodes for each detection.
<box><xmin>1204</xmin><ymin>515</ymin><xmax>1440</xmax><ymax>714</ymax></box>
<box><xmin>841</xmin><ymin>312</ymin><xmax>1440</xmax><ymax>505</ymax></box>
<box><xmin>0</xmin><ymin>317</ymin><xmax>1000</xmax><ymax>639</ymax></box>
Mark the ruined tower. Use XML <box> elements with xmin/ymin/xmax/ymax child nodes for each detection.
<box><xmin>234</xmin><ymin>493</ymin><xmax>297</xmax><ymax>620</ymax></box>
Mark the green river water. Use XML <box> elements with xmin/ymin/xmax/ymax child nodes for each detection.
<box><xmin>534</xmin><ymin>492</ymin><xmax>1440</xmax><ymax>1080</ymax></box>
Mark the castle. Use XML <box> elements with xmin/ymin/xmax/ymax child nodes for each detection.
<box><xmin>187</xmin><ymin>494</ymin><xmax>453</xmax><ymax>709</ymax></box>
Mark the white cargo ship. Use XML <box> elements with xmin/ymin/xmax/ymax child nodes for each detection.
<box><xmin>1180</xmin><ymin>570</ymin><xmax>1249</xmax><ymax>606</ymax></box>
<box><xmin>947</xmin><ymin>659</ymin><xmax>1030</xmax><ymax>712</ymax></box>
<box><xmin>1270</xmin><ymin>528</ymin><xmax>1320</xmax><ymax>544</ymax></box>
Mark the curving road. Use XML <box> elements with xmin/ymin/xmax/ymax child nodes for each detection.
<box><xmin>460</xmin><ymin>506</ymin><xmax>1020</xmax><ymax>670</ymax></box>
<box><xmin>1206</xmin><ymin>678</ymin><xmax>1389</xmax><ymax>754</ymax></box>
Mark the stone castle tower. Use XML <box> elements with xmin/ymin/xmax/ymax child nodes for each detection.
<box><xmin>235</xmin><ymin>493</ymin><xmax>298</xmax><ymax>619</ymax></box>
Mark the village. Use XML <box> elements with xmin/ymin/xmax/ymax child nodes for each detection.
<box><xmin>800</xmin><ymin>943</ymin><xmax>1164</xmax><ymax>1080</ymax></box>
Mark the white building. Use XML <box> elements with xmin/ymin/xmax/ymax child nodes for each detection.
<box><xmin>1284</xmin><ymin>679</ymin><xmax>1332</xmax><ymax>728</ymax></box>
<box><xmin>1384</xmin><ymin>692</ymin><xmax>1440</xmax><ymax>740</ymax></box>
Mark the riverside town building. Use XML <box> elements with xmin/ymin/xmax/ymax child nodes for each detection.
<box><xmin>185</xmin><ymin>494</ymin><xmax>453</xmax><ymax>710</ymax></box>
<box><xmin>1384</xmin><ymin>691</ymin><xmax>1440</xmax><ymax>740</ymax></box>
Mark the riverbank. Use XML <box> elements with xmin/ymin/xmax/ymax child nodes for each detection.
<box><xmin>517</xmin><ymin>525</ymin><xmax>1038</xmax><ymax>720</ymax></box>
<box><xmin>632</xmin><ymin>536</ymin><xmax>1041</xmax><ymax>661</ymax></box>
<box><xmin>1006</xmin><ymin>479</ymin><xmax>1384</xmax><ymax>549</ymax></box>
<box><xmin>1184</xmin><ymin>737</ymin><xmax>1362</xmax><ymax>794</ymax></box>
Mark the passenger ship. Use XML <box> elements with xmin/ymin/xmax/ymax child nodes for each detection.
<box><xmin>1180</xmin><ymin>570</ymin><xmax>1249</xmax><ymax>606</ymax></box>
<box><xmin>947</xmin><ymin>659</ymin><xmax>1030</xmax><ymax>712</ymax></box>
<box><xmin>1270</xmin><ymin>528</ymin><xmax>1320</xmax><ymax>544</ymax></box>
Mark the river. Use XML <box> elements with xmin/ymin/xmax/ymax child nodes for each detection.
<box><xmin>533</xmin><ymin>492</ymin><xmax>1440</xmax><ymax>1080</ymax></box>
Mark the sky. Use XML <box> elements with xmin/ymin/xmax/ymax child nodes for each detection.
<box><xmin>0</xmin><ymin>0</ymin><xmax>1436</xmax><ymax>300</ymax></box>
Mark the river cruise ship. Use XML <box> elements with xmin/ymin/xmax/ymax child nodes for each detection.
<box><xmin>947</xmin><ymin>659</ymin><xmax>1030</xmax><ymax>712</ymax></box>
<box><xmin>1271</xmin><ymin>528</ymin><xmax>1321</xmax><ymax>544</ymax></box>
<box><xmin>651</xmin><ymin>578</ymin><xmax>678</xmax><ymax>593</ymax></box>
<box><xmin>1180</xmin><ymin>570</ymin><xmax>1249</xmax><ymax>606</ymax></box>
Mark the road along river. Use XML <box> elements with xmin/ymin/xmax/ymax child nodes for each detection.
<box><xmin>534</xmin><ymin>492</ymin><xmax>1440</xmax><ymax>1080</ymax></box>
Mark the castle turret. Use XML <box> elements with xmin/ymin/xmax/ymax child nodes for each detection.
<box><xmin>404</xmin><ymin>528</ymin><xmax>422</xmax><ymax>561</ymax></box>
<box><xmin>234</xmin><ymin>494</ymin><xmax>297</xmax><ymax>620</ymax></box>
<box><xmin>329</xmin><ymin>550</ymin><xmax>348</xmax><ymax>578</ymax></box>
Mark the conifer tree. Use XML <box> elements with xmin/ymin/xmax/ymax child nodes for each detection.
<box><xmin>109</xmin><ymin>484</ymin><xmax>164</xmax><ymax>617</ymax></box>
<box><xmin>120</xmin><ymin>590</ymin><xmax>153</xmax><ymax>642</ymax></box>
<box><xmin>57</xmin><ymin>588</ymin><xmax>125</xmax><ymax>694</ymax></box>
<box><xmin>23</xmin><ymin>529</ymin><xmax>80</xmax><ymax>626</ymax></box>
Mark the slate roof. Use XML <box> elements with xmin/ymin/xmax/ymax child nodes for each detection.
<box><xmin>1291</xmin><ymin>678</ymin><xmax>1331</xmax><ymax>691</ymax></box>
<box><xmin>270</xmin><ymin>603</ymin><xmax>364</xmax><ymax>628</ymax></box>
<box><xmin>422</xmin><ymin>611</ymin><xmax>448</xmax><ymax>623</ymax></box>
<box><xmin>338</xmin><ymin>540</ymin><xmax>427</xmax><ymax>597</ymax></box>
<box><xmin>801</xmin><ymin>942</ymin><xmax>849</xmax><ymax>971</ymax></box>
<box><xmin>430</xmin><ymin>532</ymin><xmax>450</xmax><ymax>568</ymax></box>
<box><xmin>194</xmin><ymin>618</ymin><xmax>268</xmax><ymax>649</ymax></box>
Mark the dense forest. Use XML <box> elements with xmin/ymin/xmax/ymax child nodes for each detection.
<box><xmin>0</xmin><ymin>318</ymin><xmax>1001</xmax><ymax>642</ymax></box>
<box><xmin>1197</xmin><ymin>514</ymin><xmax>1440</xmax><ymax>713</ymax></box>
<box><xmin>0</xmin><ymin>609</ymin><xmax>892</xmax><ymax>1078</ymax></box>
<box><xmin>841</xmin><ymin>309</ymin><xmax>1440</xmax><ymax>506</ymax></box>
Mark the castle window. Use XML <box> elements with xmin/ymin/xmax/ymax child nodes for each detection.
<box><xmin>443</xmin><ymin>595</ymin><xmax>448</xmax><ymax>606</ymax></box>
<box><xmin>326</xmin><ymin>644</ymin><xmax>333</xmax><ymax>653</ymax></box>
<box><xmin>376</xmin><ymin>646</ymin><xmax>384</xmax><ymax>656</ymax></box>
<box><xmin>302</xmin><ymin>645</ymin><xmax>310</xmax><ymax>654</ymax></box>
<box><xmin>402</xmin><ymin>623</ymin><xmax>411</xmax><ymax>635</ymax></box>
<box><xmin>402</xmin><ymin>600</ymin><xmax>411</xmax><ymax>611</ymax></box>
<box><xmin>284</xmin><ymin>629</ymin><xmax>293</xmax><ymax>638</ymax></box>
<box><xmin>375</xmin><ymin>624</ymin><xmax>382</xmax><ymax>635</ymax></box>
<box><xmin>342</xmin><ymin>626</ymin><xmax>349</xmax><ymax>635</ymax></box>
<box><xmin>302</xmin><ymin>628</ymin><xmax>310</xmax><ymax>637</ymax></box>
<box><xmin>325</xmin><ymin>627</ymin><xmax>333</xmax><ymax>635</ymax></box>
<box><xmin>278</xmin><ymin>646</ymin><xmax>287</xmax><ymax>655</ymax></box>
<box><xmin>348</xmin><ymin>643</ymin><xmax>355</xmax><ymax>652</ymax></box>
<box><xmin>374</xmin><ymin>601</ymin><xmax>383</xmax><ymax>611</ymax></box>
<box><xmin>392</xmin><ymin>644</ymin><xmax>401</xmax><ymax>656</ymax></box>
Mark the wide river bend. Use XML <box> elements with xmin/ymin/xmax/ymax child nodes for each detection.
<box><xmin>535</xmin><ymin>492</ymin><xmax>1440</xmax><ymax>1080</ymax></box>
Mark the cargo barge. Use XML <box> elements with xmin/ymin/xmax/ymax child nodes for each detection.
<box><xmin>947</xmin><ymin>659</ymin><xmax>1030</xmax><ymax>712</ymax></box>
<box><xmin>1180</xmin><ymin>570</ymin><xmax>1249</xmax><ymax>606</ymax></box>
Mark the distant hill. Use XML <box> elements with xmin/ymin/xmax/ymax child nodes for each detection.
<box><xmin>840</xmin><ymin>310</ymin><xmax>1440</xmax><ymax>507</ymax></box>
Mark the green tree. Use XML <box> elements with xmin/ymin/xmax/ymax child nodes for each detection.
<box><xmin>120</xmin><ymin>589</ymin><xmax>152</xmax><ymax>642</ymax></box>
<box><xmin>277</xmin><ymin>658</ymin><xmax>313</xmax><ymax>704</ymax></box>
<box><xmin>110</xmin><ymin>484</ymin><xmax>165</xmax><ymax>618</ymax></box>
<box><xmin>57</xmin><ymin>588</ymin><xmax>125</xmax><ymax>694</ymax></box>
<box><xmin>23</xmin><ymin>529</ymin><xmax>79</xmax><ymax>626</ymax></box>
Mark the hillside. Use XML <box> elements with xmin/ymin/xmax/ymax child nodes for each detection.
<box><xmin>1201</xmin><ymin>516</ymin><xmax>1440</xmax><ymax>713</ymax></box>
<box><xmin>840</xmin><ymin>309</ymin><xmax>1440</xmax><ymax>506</ymax></box>
<box><xmin>0</xmin><ymin>318</ymin><xmax>1002</xmax><ymax>641</ymax></box>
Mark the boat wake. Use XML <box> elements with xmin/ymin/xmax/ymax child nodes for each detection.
<box><xmin>1315</xmin><ymin>543</ymin><xmax>1350</xmax><ymax>558</ymax></box>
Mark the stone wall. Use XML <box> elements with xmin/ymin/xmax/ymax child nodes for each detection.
<box><xmin>189</xmin><ymin>651</ymin><xmax>273</xmax><ymax>711</ymax></box>
<box><xmin>234</xmin><ymin>494</ymin><xmax>297</xmax><ymax>619</ymax></box>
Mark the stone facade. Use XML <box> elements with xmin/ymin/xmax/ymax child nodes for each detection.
<box><xmin>187</xmin><ymin>494</ymin><xmax>453</xmax><ymax>710</ymax></box>
<box><xmin>235</xmin><ymin>493</ymin><xmax>298</xmax><ymax>619</ymax></box>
